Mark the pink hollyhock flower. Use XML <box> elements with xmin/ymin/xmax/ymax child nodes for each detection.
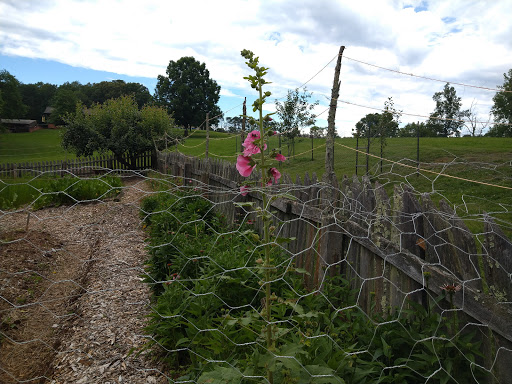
<box><xmin>268</xmin><ymin>167</ymin><xmax>281</xmax><ymax>185</ymax></box>
<box><xmin>275</xmin><ymin>153</ymin><xmax>286</xmax><ymax>162</ymax></box>
<box><xmin>243</xmin><ymin>130</ymin><xmax>267</xmax><ymax>156</ymax></box>
<box><xmin>240</xmin><ymin>185</ymin><xmax>250</xmax><ymax>196</ymax></box>
<box><xmin>236</xmin><ymin>155</ymin><xmax>255</xmax><ymax>177</ymax></box>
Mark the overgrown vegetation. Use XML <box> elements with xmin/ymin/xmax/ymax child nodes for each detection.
<box><xmin>141</xmin><ymin>179</ymin><xmax>491</xmax><ymax>383</ymax></box>
<box><xmin>0</xmin><ymin>174</ymin><xmax>122</xmax><ymax>210</ymax></box>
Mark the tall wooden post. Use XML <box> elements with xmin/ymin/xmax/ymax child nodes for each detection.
<box><xmin>241</xmin><ymin>97</ymin><xmax>247</xmax><ymax>152</ymax></box>
<box><xmin>325</xmin><ymin>46</ymin><xmax>345</xmax><ymax>179</ymax></box>
<box><xmin>205</xmin><ymin>112</ymin><xmax>210</xmax><ymax>160</ymax></box>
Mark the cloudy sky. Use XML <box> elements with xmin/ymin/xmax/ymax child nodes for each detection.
<box><xmin>1</xmin><ymin>0</ymin><xmax>511</xmax><ymax>136</ymax></box>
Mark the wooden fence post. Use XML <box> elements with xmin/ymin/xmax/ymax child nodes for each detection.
<box><xmin>325</xmin><ymin>45</ymin><xmax>345</xmax><ymax>179</ymax></box>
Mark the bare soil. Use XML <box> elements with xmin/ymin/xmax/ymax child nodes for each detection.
<box><xmin>0</xmin><ymin>177</ymin><xmax>168</xmax><ymax>383</ymax></box>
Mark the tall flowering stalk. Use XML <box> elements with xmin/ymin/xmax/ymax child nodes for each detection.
<box><xmin>237</xmin><ymin>49</ymin><xmax>286</xmax><ymax>384</ymax></box>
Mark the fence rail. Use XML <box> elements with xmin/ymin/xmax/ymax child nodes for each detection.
<box><xmin>0</xmin><ymin>151</ymin><xmax>155</xmax><ymax>177</ymax></box>
<box><xmin>157</xmin><ymin>150</ymin><xmax>512</xmax><ymax>383</ymax></box>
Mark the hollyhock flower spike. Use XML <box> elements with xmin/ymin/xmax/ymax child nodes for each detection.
<box><xmin>236</xmin><ymin>155</ymin><xmax>256</xmax><ymax>177</ymax></box>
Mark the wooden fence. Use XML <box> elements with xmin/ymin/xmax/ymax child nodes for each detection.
<box><xmin>157</xmin><ymin>151</ymin><xmax>512</xmax><ymax>383</ymax></box>
<box><xmin>0</xmin><ymin>151</ymin><xmax>155</xmax><ymax>177</ymax></box>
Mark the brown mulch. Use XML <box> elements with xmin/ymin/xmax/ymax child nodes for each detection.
<box><xmin>0</xmin><ymin>177</ymin><xmax>169</xmax><ymax>383</ymax></box>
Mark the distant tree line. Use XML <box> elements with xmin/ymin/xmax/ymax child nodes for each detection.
<box><xmin>0</xmin><ymin>70</ymin><xmax>154</xmax><ymax>125</ymax></box>
<box><xmin>1</xmin><ymin>63</ymin><xmax>511</xmax><ymax>138</ymax></box>
<box><xmin>352</xmin><ymin>71</ymin><xmax>512</xmax><ymax>138</ymax></box>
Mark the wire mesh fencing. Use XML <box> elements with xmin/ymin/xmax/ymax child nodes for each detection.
<box><xmin>1</xmin><ymin>154</ymin><xmax>511</xmax><ymax>383</ymax></box>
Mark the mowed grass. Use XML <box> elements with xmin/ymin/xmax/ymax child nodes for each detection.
<box><xmin>176</xmin><ymin>130</ymin><xmax>512</xmax><ymax>236</ymax></box>
<box><xmin>0</xmin><ymin>129</ymin><xmax>78</xmax><ymax>164</ymax></box>
<box><xmin>2</xmin><ymin>128</ymin><xmax>511</xmax><ymax>236</ymax></box>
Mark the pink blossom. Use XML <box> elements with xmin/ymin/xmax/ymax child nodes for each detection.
<box><xmin>275</xmin><ymin>153</ymin><xmax>286</xmax><ymax>162</ymax></box>
<box><xmin>243</xmin><ymin>130</ymin><xmax>267</xmax><ymax>156</ymax></box>
<box><xmin>240</xmin><ymin>185</ymin><xmax>250</xmax><ymax>196</ymax></box>
<box><xmin>268</xmin><ymin>167</ymin><xmax>281</xmax><ymax>185</ymax></box>
<box><xmin>236</xmin><ymin>155</ymin><xmax>255</xmax><ymax>177</ymax></box>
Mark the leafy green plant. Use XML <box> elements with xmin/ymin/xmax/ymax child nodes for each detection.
<box><xmin>0</xmin><ymin>175</ymin><xmax>121</xmax><ymax>210</ymax></box>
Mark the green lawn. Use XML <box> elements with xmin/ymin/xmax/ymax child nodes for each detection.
<box><xmin>0</xmin><ymin>129</ymin><xmax>76</xmax><ymax>164</ymax></box>
<box><xmin>2</xmin><ymin>128</ymin><xmax>511</xmax><ymax>235</ymax></box>
<box><xmin>174</xmin><ymin>130</ymin><xmax>512</xmax><ymax>236</ymax></box>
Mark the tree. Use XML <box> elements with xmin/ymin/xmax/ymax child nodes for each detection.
<box><xmin>426</xmin><ymin>83</ymin><xmax>467</xmax><ymax>137</ymax></box>
<box><xmin>0</xmin><ymin>70</ymin><xmax>27</xmax><ymax>118</ymax></box>
<box><xmin>463</xmin><ymin>100</ymin><xmax>491</xmax><ymax>137</ymax></box>
<box><xmin>50</xmin><ymin>81</ymin><xmax>89</xmax><ymax>125</ymax></box>
<box><xmin>489</xmin><ymin>69</ymin><xmax>512</xmax><ymax>137</ymax></box>
<box><xmin>353</xmin><ymin>98</ymin><xmax>401</xmax><ymax>139</ymax></box>
<box><xmin>226</xmin><ymin>116</ymin><xmax>243</xmax><ymax>132</ymax></box>
<box><xmin>86</xmin><ymin>80</ymin><xmax>152</xmax><ymax>108</ymax></box>
<box><xmin>275</xmin><ymin>87</ymin><xmax>318</xmax><ymax>155</ymax></box>
<box><xmin>20</xmin><ymin>82</ymin><xmax>57</xmax><ymax>121</ymax></box>
<box><xmin>353</xmin><ymin>113</ymin><xmax>381</xmax><ymax>138</ymax></box>
<box><xmin>398</xmin><ymin>121</ymin><xmax>435</xmax><ymax>137</ymax></box>
<box><xmin>62</xmin><ymin>95</ymin><xmax>174</xmax><ymax>168</ymax></box>
<box><xmin>155</xmin><ymin>57</ymin><xmax>221</xmax><ymax>135</ymax></box>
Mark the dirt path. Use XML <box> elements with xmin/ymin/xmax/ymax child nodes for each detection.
<box><xmin>0</xmin><ymin>177</ymin><xmax>169</xmax><ymax>383</ymax></box>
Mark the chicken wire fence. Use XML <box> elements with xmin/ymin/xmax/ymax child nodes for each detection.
<box><xmin>0</xmin><ymin>156</ymin><xmax>511</xmax><ymax>384</ymax></box>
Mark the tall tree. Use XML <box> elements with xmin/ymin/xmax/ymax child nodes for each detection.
<box><xmin>275</xmin><ymin>87</ymin><xmax>318</xmax><ymax>155</ymax></box>
<box><xmin>353</xmin><ymin>98</ymin><xmax>401</xmax><ymax>139</ymax></box>
<box><xmin>62</xmin><ymin>95</ymin><xmax>173</xmax><ymax>168</ymax></box>
<box><xmin>463</xmin><ymin>100</ymin><xmax>491</xmax><ymax>137</ymax></box>
<box><xmin>226</xmin><ymin>116</ymin><xmax>243</xmax><ymax>132</ymax></box>
<box><xmin>398</xmin><ymin>121</ymin><xmax>435</xmax><ymax>137</ymax></box>
<box><xmin>426</xmin><ymin>83</ymin><xmax>467</xmax><ymax>137</ymax></box>
<box><xmin>488</xmin><ymin>69</ymin><xmax>512</xmax><ymax>137</ymax></box>
<box><xmin>0</xmin><ymin>70</ymin><xmax>27</xmax><ymax>118</ymax></box>
<box><xmin>50</xmin><ymin>81</ymin><xmax>89</xmax><ymax>125</ymax></box>
<box><xmin>155</xmin><ymin>57</ymin><xmax>221</xmax><ymax>135</ymax></box>
<box><xmin>86</xmin><ymin>80</ymin><xmax>152</xmax><ymax>108</ymax></box>
<box><xmin>20</xmin><ymin>82</ymin><xmax>57</xmax><ymax>121</ymax></box>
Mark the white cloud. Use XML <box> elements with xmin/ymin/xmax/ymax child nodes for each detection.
<box><xmin>0</xmin><ymin>0</ymin><xmax>510</xmax><ymax>137</ymax></box>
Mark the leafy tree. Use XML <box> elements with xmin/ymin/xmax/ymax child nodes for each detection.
<box><xmin>62</xmin><ymin>95</ymin><xmax>174</xmax><ymax>168</ymax></box>
<box><xmin>488</xmin><ymin>69</ymin><xmax>512</xmax><ymax>137</ymax></box>
<box><xmin>398</xmin><ymin>121</ymin><xmax>435</xmax><ymax>137</ymax></box>
<box><xmin>0</xmin><ymin>70</ymin><xmax>27</xmax><ymax>118</ymax></box>
<box><xmin>426</xmin><ymin>83</ymin><xmax>468</xmax><ymax>137</ymax></box>
<box><xmin>86</xmin><ymin>80</ymin><xmax>152</xmax><ymax>108</ymax></box>
<box><xmin>353</xmin><ymin>98</ymin><xmax>401</xmax><ymax>139</ymax></box>
<box><xmin>310</xmin><ymin>126</ymin><xmax>326</xmax><ymax>138</ymax></box>
<box><xmin>353</xmin><ymin>113</ymin><xmax>381</xmax><ymax>138</ymax></box>
<box><xmin>155</xmin><ymin>57</ymin><xmax>221</xmax><ymax>135</ymax></box>
<box><xmin>19</xmin><ymin>82</ymin><xmax>57</xmax><ymax>121</ymax></box>
<box><xmin>275</xmin><ymin>87</ymin><xmax>318</xmax><ymax>155</ymax></box>
<box><xmin>50</xmin><ymin>81</ymin><xmax>89</xmax><ymax>125</ymax></box>
<box><xmin>226</xmin><ymin>116</ymin><xmax>243</xmax><ymax>133</ymax></box>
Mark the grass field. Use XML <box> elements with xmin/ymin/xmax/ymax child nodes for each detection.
<box><xmin>2</xmin><ymin>128</ymin><xmax>511</xmax><ymax>235</ymax></box>
<box><xmin>0</xmin><ymin>129</ymin><xmax>78</xmax><ymax>164</ymax></box>
<box><xmin>174</xmin><ymin>129</ymin><xmax>512</xmax><ymax>236</ymax></box>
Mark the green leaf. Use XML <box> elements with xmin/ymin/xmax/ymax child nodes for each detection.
<box><xmin>175</xmin><ymin>337</ymin><xmax>189</xmax><ymax>346</ymax></box>
<box><xmin>198</xmin><ymin>366</ymin><xmax>243</xmax><ymax>384</ymax></box>
<box><xmin>294</xmin><ymin>267</ymin><xmax>311</xmax><ymax>276</ymax></box>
